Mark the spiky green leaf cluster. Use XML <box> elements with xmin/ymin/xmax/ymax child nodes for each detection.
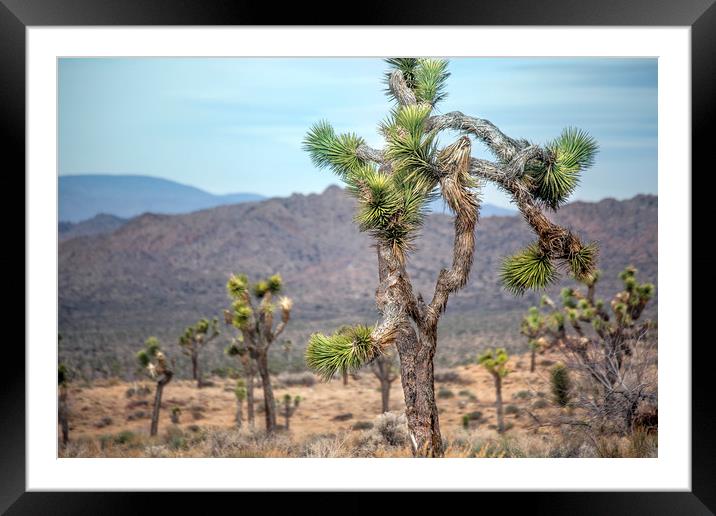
<box><xmin>521</xmin><ymin>306</ymin><xmax>544</xmax><ymax>336</ymax></box>
<box><xmin>567</xmin><ymin>242</ymin><xmax>598</xmax><ymax>280</ymax></box>
<box><xmin>305</xmin><ymin>325</ymin><xmax>377</xmax><ymax>381</ymax></box>
<box><xmin>136</xmin><ymin>349</ymin><xmax>150</xmax><ymax>368</ymax></box>
<box><xmin>303</xmin><ymin>121</ymin><xmax>365</xmax><ymax>177</ymax></box>
<box><xmin>267</xmin><ymin>274</ymin><xmax>283</xmax><ymax>294</ymax></box>
<box><xmin>500</xmin><ymin>243</ymin><xmax>557</xmax><ymax>294</ymax></box>
<box><xmin>234</xmin><ymin>379</ymin><xmax>247</xmax><ymax>401</ymax></box>
<box><xmin>230</xmin><ymin>300</ymin><xmax>253</xmax><ymax>330</ymax></box>
<box><xmin>144</xmin><ymin>337</ymin><xmax>160</xmax><ymax>357</ymax></box>
<box><xmin>477</xmin><ymin>347</ymin><xmax>510</xmax><ymax>377</ymax></box>
<box><xmin>413</xmin><ymin>58</ymin><xmax>450</xmax><ymax>105</ymax></box>
<box><xmin>227</xmin><ymin>274</ymin><xmax>249</xmax><ymax>299</ymax></box>
<box><xmin>526</xmin><ymin>128</ymin><xmax>598</xmax><ymax>208</ymax></box>
<box><xmin>384</xmin><ymin>58</ymin><xmax>450</xmax><ymax>105</ymax></box>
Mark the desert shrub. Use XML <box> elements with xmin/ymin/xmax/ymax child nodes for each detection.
<box><xmin>550</xmin><ymin>363</ymin><xmax>571</xmax><ymax>407</ymax></box>
<box><xmin>437</xmin><ymin>386</ymin><xmax>455</xmax><ymax>399</ymax></box>
<box><xmin>505</xmin><ymin>405</ymin><xmax>520</xmax><ymax>415</ymax></box>
<box><xmin>513</xmin><ymin>390</ymin><xmax>533</xmax><ymax>400</ymax></box>
<box><xmin>163</xmin><ymin>426</ymin><xmax>188</xmax><ymax>450</ymax></box>
<box><xmin>302</xmin><ymin>434</ymin><xmax>350</xmax><ymax>458</ymax></box>
<box><xmin>532</xmin><ymin>399</ymin><xmax>549</xmax><ymax>410</ymax></box>
<box><xmin>352</xmin><ymin>421</ymin><xmax>374</xmax><ymax>431</ymax></box>
<box><xmin>540</xmin><ymin>359</ymin><xmax>556</xmax><ymax>367</ymax></box>
<box><xmin>278</xmin><ymin>371</ymin><xmax>317</xmax><ymax>387</ymax></box>
<box><xmin>332</xmin><ymin>413</ymin><xmax>353</xmax><ymax>422</ymax></box>
<box><xmin>626</xmin><ymin>428</ymin><xmax>657</xmax><ymax>458</ymax></box>
<box><xmin>434</xmin><ymin>369</ymin><xmax>469</xmax><ymax>384</ymax></box>
<box><xmin>94</xmin><ymin>416</ymin><xmax>113</xmax><ymax>428</ymax></box>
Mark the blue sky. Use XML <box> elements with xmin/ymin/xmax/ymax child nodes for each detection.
<box><xmin>59</xmin><ymin>58</ymin><xmax>657</xmax><ymax>208</ymax></box>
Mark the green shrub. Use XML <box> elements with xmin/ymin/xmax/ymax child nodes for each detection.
<box><xmin>437</xmin><ymin>386</ymin><xmax>455</xmax><ymax>399</ymax></box>
<box><xmin>505</xmin><ymin>404</ymin><xmax>520</xmax><ymax>415</ymax></box>
<box><xmin>550</xmin><ymin>363</ymin><xmax>571</xmax><ymax>407</ymax></box>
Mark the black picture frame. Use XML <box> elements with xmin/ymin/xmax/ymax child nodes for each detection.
<box><xmin>4</xmin><ymin>0</ymin><xmax>711</xmax><ymax>512</ymax></box>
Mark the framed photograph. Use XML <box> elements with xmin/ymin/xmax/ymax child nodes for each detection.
<box><xmin>6</xmin><ymin>0</ymin><xmax>711</xmax><ymax>512</ymax></box>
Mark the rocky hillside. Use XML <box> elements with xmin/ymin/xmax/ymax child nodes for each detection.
<box><xmin>58</xmin><ymin>187</ymin><xmax>657</xmax><ymax>378</ymax></box>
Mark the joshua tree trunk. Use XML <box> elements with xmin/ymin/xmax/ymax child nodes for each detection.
<box><xmin>150</xmin><ymin>373</ymin><xmax>172</xmax><ymax>437</ymax></box>
<box><xmin>530</xmin><ymin>347</ymin><xmax>536</xmax><ymax>373</ymax></box>
<box><xmin>380</xmin><ymin>378</ymin><xmax>391</xmax><ymax>413</ymax></box>
<box><xmin>236</xmin><ymin>398</ymin><xmax>243</xmax><ymax>429</ymax></box>
<box><xmin>343</xmin><ymin>371</ymin><xmax>348</xmax><ymax>386</ymax></box>
<box><xmin>246</xmin><ymin>371</ymin><xmax>255</xmax><ymax>428</ymax></box>
<box><xmin>58</xmin><ymin>387</ymin><xmax>69</xmax><ymax>447</ymax></box>
<box><xmin>191</xmin><ymin>352</ymin><xmax>202</xmax><ymax>387</ymax></box>
<box><xmin>493</xmin><ymin>373</ymin><xmax>505</xmax><ymax>434</ymax></box>
<box><xmin>394</xmin><ymin>323</ymin><xmax>442</xmax><ymax>457</ymax></box>
<box><xmin>257</xmin><ymin>352</ymin><xmax>277</xmax><ymax>432</ymax></box>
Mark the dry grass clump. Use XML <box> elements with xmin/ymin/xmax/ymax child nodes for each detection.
<box><xmin>276</xmin><ymin>371</ymin><xmax>317</xmax><ymax>388</ymax></box>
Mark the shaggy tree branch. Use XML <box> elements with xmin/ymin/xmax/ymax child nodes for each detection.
<box><xmin>356</xmin><ymin>144</ymin><xmax>387</xmax><ymax>164</ymax></box>
<box><xmin>470</xmin><ymin>158</ymin><xmax>585</xmax><ymax>261</ymax></box>
<box><xmin>388</xmin><ymin>70</ymin><xmax>417</xmax><ymax>106</ymax></box>
<box><xmin>425</xmin><ymin>111</ymin><xmax>525</xmax><ymax>162</ymax></box>
<box><xmin>425</xmin><ymin>137</ymin><xmax>478</xmax><ymax>329</ymax></box>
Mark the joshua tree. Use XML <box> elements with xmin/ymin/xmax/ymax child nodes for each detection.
<box><xmin>58</xmin><ymin>363</ymin><xmax>70</xmax><ymax>447</ymax></box>
<box><xmin>136</xmin><ymin>337</ymin><xmax>173</xmax><ymax>437</ymax></box>
<box><xmin>521</xmin><ymin>306</ymin><xmax>548</xmax><ymax>373</ymax></box>
<box><xmin>179</xmin><ymin>318</ymin><xmax>219</xmax><ymax>387</ymax></box>
<box><xmin>226</xmin><ymin>273</ymin><xmax>293</xmax><ymax>433</ymax></box>
<box><xmin>170</xmin><ymin>406</ymin><xmax>181</xmax><ymax>424</ymax></box>
<box><xmin>281</xmin><ymin>394</ymin><xmax>301</xmax><ymax>431</ymax></box>
<box><xmin>224</xmin><ymin>336</ymin><xmax>257</xmax><ymax>428</ymax></box>
<box><xmin>371</xmin><ymin>352</ymin><xmax>398</xmax><ymax>413</ymax></box>
<box><xmin>303</xmin><ymin>58</ymin><xmax>598</xmax><ymax>456</ymax></box>
<box><xmin>478</xmin><ymin>348</ymin><xmax>510</xmax><ymax>434</ymax></box>
<box><xmin>234</xmin><ymin>379</ymin><xmax>247</xmax><ymax>429</ymax></box>
<box><xmin>539</xmin><ymin>267</ymin><xmax>656</xmax><ymax>433</ymax></box>
<box><xmin>550</xmin><ymin>362</ymin><xmax>572</xmax><ymax>407</ymax></box>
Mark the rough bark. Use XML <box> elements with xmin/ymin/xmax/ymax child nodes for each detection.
<box><xmin>58</xmin><ymin>387</ymin><xmax>69</xmax><ymax>447</ymax></box>
<box><xmin>494</xmin><ymin>373</ymin><xmax>505</xmax><ymax>434</ymax></box>
<box><xmin>150</xmin><ymin>372</ymin><xmax>172</xmax><ymax>437</ymax></box>
<box><xmin>246</xmin><ymin>369</ymin><xmax>255</xmax><ymax>428</ymax></box>
<box><xmin>530</xmin><ymin>347</ymin><xmax>536</xmax><ymax>373</ymax></box>
<box><xmin>236</xmin><ymin>399</ymin><xmax>243</xmax><ymax>429</ymax></box>
<box><xmin>257</xmin><ymin>352</ymin><xmax>277</xmax><ymax>433</ymax></box>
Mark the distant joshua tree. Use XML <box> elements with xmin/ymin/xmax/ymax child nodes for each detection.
<box><xmin>371</xmin><ymin>352</ymin><xmax>398</xmax><ymax>413</ymax></box>
<box><xmin>224</xmin><ymin>335</ymin><xmax>257</xmax><ymax>429</ymax></box>
<box><xmin>303</xmin><ymin>58</ymin><xmax>598</xmax><ymax>456</ymax></box>
<box><xmin>179</xmin><ymin>318</ymin><xmax>219</xmax><ymax>388</ymax></box>
<box><xmin>478</xmin><ymin>348</ymin><xmax>510</xmax><ymax>434</ymax></box>
<box><xmin>280</xmin><ymin>394</ymin><xmax>301</xmax><ymax>431</ymax></box>
<box><xmin>538</xmin><ymin>267</ymin><xmax>656</xmax><ymax>433</ymax></box>
<box><xmin>58</xmin><ymin>363</ymin><xmax>70</xmax><ymax>447</ymax></box>
<box><xmin>234</xmin><ymin>379</ymin><xmax>247</xmax><ymax>429</ymax></box>
<box><xmin>521</xmin><ymin>306</ymin><xmax>548</xmax><ymax>373</ymax></box>
<box><xmin>136</xmin><ymin>337</ymin><xmax>173</xmax><ymax>436</ymax></box>
<box><xmin>225</xmin><ymin>273</ymin><xmax>293</xmax><ymax>433</ymax></box>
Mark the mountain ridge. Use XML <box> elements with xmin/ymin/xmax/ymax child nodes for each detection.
<box><xmin>58</xmin><ymin>186</ymin><xmax>657</xmax><ymax>377</ymax></box>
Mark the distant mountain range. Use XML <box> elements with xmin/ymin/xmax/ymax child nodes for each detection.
<box><xmin>59</xmin><ymin>175</ymin><xmax>265</xmax><ymax>222</ymax></box>
<box><xmin>58</xmin><ymin>174</ymin><xmax>516</xmax><ymax>229</ymax></box>
<box><xmin>58</xmin><ymin>186</ymin><xmax>656</xmax><ymax>377</ymax></box>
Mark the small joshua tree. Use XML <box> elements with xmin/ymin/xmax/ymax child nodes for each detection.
<box><xmin>136</xmin><ymin>337</ymin><xmax>173</xmax><ymax>436</ymax></box>
<box><xmin>521</xmin><ymin>306</ymin><xmax>547</xmax><ymax>373</ymax></box>
<box><xmin>550</xmin><ymin>363</ymin><xmax>572</xmax><ymax>407</ymax></box>
<box><xmin>170</xmin><ymin>406</ymin><xmax>181</xmax><ymax>424</ymax></box>
<box><xmin>539</xmin><ymin>267</ymin><xmax>656</xmax><ymax>433</ymax></box>
<box><xmin>179</xmin><ymin>317</ymin><xmax>219</xmax><ymax>388</ymax></box>
<box><xmin>281</xmin><ymin>394</ymin><xmax>301</xmax><ymax>431</ymax></box>
<box><xmin>371</xmin><ymin>352</ymin><xmax>398</xmax><ymax>413</ymax></box>
<box><xmin>304</xmin><ymin>58</ymin><xmax>598</xmax><ymax>456</ymax></box>
<box><xmin>58</xmin><ymin>363</ymin><xmax>70</xmax><ymax>447</ymax></box>
<box><xmin>478</xmin><ymin>348</ymin><xmax>510</xmax><ymax>434</ymax></box>
<box><xmin>234</xmin><ymin>379</ymin><xmax>247</xmax><ymax>429</ymax></box>
<box><xmin>226</xmin><ymin>273</ymin><xmax>293</xmax><ymax>433</ymax></box>
<box><xmin>224</xmin><ymin>336</ymin><xmax>257</xmax><ymax>428</ymax></box>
